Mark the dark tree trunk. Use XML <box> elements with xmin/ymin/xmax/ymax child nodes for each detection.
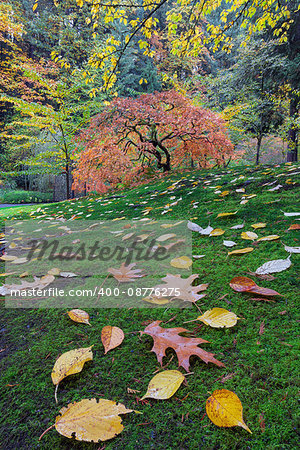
<box><xmin>287</xmin><ymin>94</ymin><xmax>298</xmax><ymax>162</ymax></box>
<box><xmin>256</xmin><ymin>134</ymin><xmax>263</xmax><ymax>165</ymax></box>
<box><xmin>65</xmin><ymin>163</ymin><xmax>71</xmax><ymax>200</ymax></box>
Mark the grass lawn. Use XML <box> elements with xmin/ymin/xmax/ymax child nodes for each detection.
<box><xmin>0</xmin><ymin>163</ymin><xmax>299</xmax><ymax>449</ymax></box>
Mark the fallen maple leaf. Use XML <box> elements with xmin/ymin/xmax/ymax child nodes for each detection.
<box><xmin>0</xmin><ymin>275</ymin><xmax>55</xmax><ymax>296</ymax></box>
<box><xmin>108</xmin><ymin>263</ymin><xmax>145</xmax><ymax>282</ymax></box>
<box><xmin>140</xmin><ymin>320</ymin><xmax>224</xmax><ymax>371</ymax></box>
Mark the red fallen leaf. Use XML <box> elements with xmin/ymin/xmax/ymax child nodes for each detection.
<box><xmin>248</xmin><ymin>285</ymin><xmax>281</xmax><ymax>296</ymax></box>
<box><xmin>259</xmin><ymin>321</ymin><xmax>265</xmax><ymax>335</ymax></box>
<box><xmin>278</xmin><ymin>310</ymin><xmax>287</xmax><ymax>315</ymax></box>
<box><xmin>229</xmin><ymin>276</ymin><xmax>256</xmax><ymax>292</ymax></box>
<box><xmin>140</xmin><ymin>320</ymin><xmax>224</xmax><ymax>371</ymax></box>
<box><xmin>230</xmin><ymin>276</ymin><xmax>281</xmax><ymax>297</ymax></box>
<box><xmin>288</xmin><ymin>224</ymin><xmax>300</xmax><ymax>230</ymax></box>
<box><xmin>259</xmin><ymin>413</ymin><xmax>265</xmax><ymax>432</ymax></box>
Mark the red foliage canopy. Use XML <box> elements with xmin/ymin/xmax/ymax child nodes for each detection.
<box><xmin>73</xmin><ymin>90</ymin><xmax>233</xmax><ymax>193</ymax></box>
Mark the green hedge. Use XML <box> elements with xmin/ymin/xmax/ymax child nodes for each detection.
<box><xmin>0</xmin><ymin>190</ymin><xmax>52</xmax><ymax>204</ymax></box>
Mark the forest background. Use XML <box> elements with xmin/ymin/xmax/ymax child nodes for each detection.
<box><xmin>0</xmin><ymin>0</ymin><xmax>299</xmax><ymax>198</ymax></box>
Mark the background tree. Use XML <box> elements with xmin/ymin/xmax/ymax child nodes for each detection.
<box><xmin>73</xmin><ymin>90</ymin><xmax>233</xmax><ymax>193</ymax></box>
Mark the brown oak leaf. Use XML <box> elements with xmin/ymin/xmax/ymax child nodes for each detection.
<box><xmin>140</xmin><ymin>320</ymin><xmax>224</xmax><ymax>371</ymax></box>
<box><xmin>154</xmin><ymin>274</ymin><xmax>208</xmax><ymax>303</ymax></box>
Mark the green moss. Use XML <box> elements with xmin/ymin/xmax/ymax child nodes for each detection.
<box><xmin>0</xmin><ymin>163</ymin><xmax>299</xmax><ymax>449</ymax></box>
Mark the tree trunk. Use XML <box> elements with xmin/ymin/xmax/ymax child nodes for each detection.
<box><xmin>65</xmin><ymin>163</ymin><xmax>71</xmax><ymax>200</ymax></box>
<box><xmin>256</xmin><ymin>134</ymin><xmax>263</xmax><ymax>165</ymax></box>
<box><xmin>287</xmin><ymin>94</ymin><xmax>298</xmax><ymax>162</ymax></box>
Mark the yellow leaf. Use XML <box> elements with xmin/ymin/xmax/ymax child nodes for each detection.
<box><xmin>67</xmin><ymin>309</ymin><xmax>91</xmax><ymax>325</ymax></box>
<box><xmin>206</xmin><ymin>389</ymin><xmax>252</xmax><ymax>433</ymax></box>
<box><xmin>220</xmin><ymin>191</ymin><xmax>230</xmax><ymax>196</ymax></box>
<box><xmin>55</xmin><ymin>398</ymin><xmax>134</xmax><ymax>442</ymax></box>
<box><xmin>20</xmin><ymin>272</ymin><xmax>29</xmax><ymax>278</ymax></box>
<box><xmin>217</xmin><ymin>211</ymin><xmax>237</xmax><ymax>218</ymax></box>
<box><xmin>101</xmin><ymin>326</ymin><xmax>124</xmax><ymax>354</ymax></box>
<box><xmin>141</xmin><ymin>370</ymin><xmax>184</xmax><ymax>400</ymax></box>
<box><xmin>32</xmin><ymin>2</ymin><xmax>38</xmax><ymax>12</ymax></box>
<box><xmin>11</xmin><ymin>257</ymin><xmax>29</xmax><ymax>264</ymax></box>
<box><xmin>156</xmin><ymin>233</ymin><xmax>177</xmax><ymax>242</ymax></box>
<box><xmin>48</xmin><ymin>268</ymin><xmax>60</xmax><ymax>276</ymax></box>
<box><xmin>240</xmin><ymin>231</ymin><xmax>258</xmax><ymax>241</ymax></box>
<box><xmin>210</xmin><ymin>228</ymin><xmax>225</xmax><ymax>236</ymax></box>
<box><xmin>198</xmin><ymin>308</ymin><xmax>240</xmax><ymax>328</ymax></box>
<box><xmin>251</xmin><ymin>223</ymin><xmax>266</xmax><ymax>229</ymax></box>
<box><xmin>51</xmin><ymin>347</ymin><xmax>93</xmax><ymax>402</ymax></box>
<box><xmin>143</xmin><ymin>296</ymin><xmax>170</xmax><ymax>305</ymax></box>
<box><xmin>0</xmin><ymin>255</ymin><xmax>17</xmax><ymax>261</ymax></box>
<box><xmin>170</xmin><ymin>256</ymin><xmax>192</xmax><ymax>269</ymax></box>
<box><xmin>257</xmin><ymin>235</ymin><xmax>280</xmax><ymax>242</ymax></box>
<box><xmin>228</xmin><ymin>247</ymin><xmax>254</xmax><ymax>255</ymax></box>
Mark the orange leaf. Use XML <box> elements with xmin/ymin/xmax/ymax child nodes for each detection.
<box><xmin>101</xmin><ymin>326</ymin><xmax>124</xmax><ymax>354</ymax></box>
<box><xmin>230</xmin><ymin>276</ymin><xmax>281</xmax><ymax>297</ymax></box>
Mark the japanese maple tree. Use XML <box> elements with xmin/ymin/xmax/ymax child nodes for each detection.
<box><xmin>73</xmin><ymin>90</ymin><xmax>233</xmax><ymax>192</ymax></box>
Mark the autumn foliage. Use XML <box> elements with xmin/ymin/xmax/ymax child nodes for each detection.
<box><xmin>73</xmin><ymin>91</ymin><xmax>233</xmax><ymax>193</ymax></box>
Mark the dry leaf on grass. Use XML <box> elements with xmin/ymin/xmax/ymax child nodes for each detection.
<box><xmin>288</xmin><ymin>224</ymin><xmax>300</xmax><ymax>230</ymax></box>
<box><xmin>228</xmin><ymin>247</ymin><xmax>254</xmax><ymax>256</ymax></box>
<box><xmin>206</xmin><ymin>389</ymin><xmax>252</xmax><ymax>433</ymax></box>
<box><xmin>231</xmin><ymin>224</ymin><xmax>244</xmax><ymax>229</ymax></box>
<box><xmin>53</xmin><ymin>398</ymin><xmax>135</xmax><ymax>442</ymax></box>
<box><xmin>154</xmin><ymin>274</ymin><xmax>208</xmax><ymax>303</ymax></box>
<box><xmin>283</xmin><ymin>244</ymin><xmax>300</xmax><ymax>254</ymax></box>
<box><xmin>67</xmin><ymin>309</ymin><xmax>91</xmax><ymax>325</ymax></box>
<box><xmin>170</xmin><ymin>256</ymin><xmax>192</xmax><ymax>269</ymax></box>
<box><xmin>101</xmin><ymin>326</ymin><xmax>124</xmax><ymax>354</ymax></box>
<box><xmin>60</xmin><ymin>272</ymin><xmax>78</xmax><ymax>278</ymax></box>
<box><xmin>217</xmin><ymin>211</ymin><xmax>237</xmax><ymax>218</ymax></box>
<box><xmin>230</xmin><ymin>276</ymin><xmax>281</xmax><ymax>296</ymax></box>
<box><xmin>241</xmin><ymin>231</ymin><xmax>258</xmax><ymax>241</ymax></box>
<box><xmin>140</xmin><ymin>320</ymin><xmax>224</xmax><ymax>371</ymax></box>
<box><xmin>255</xmin><ymin>257</ymin><xmax>291</xmax><ymax>274</ymax></box>
<box><xmin>251</xmin><ymin>223</ymin><xmax>266</xmax><ymax>229</ymax></box>
<box><xmin>108</xmin><ymin>263</ymin><xmax>145</xmax><ymax>282</ymax></box>
<box><xmin>187</xmin><ymin>222</ymin><xmax>213</xmax><ymax>235</ymax></box>
<box><xmin>198</xmin><ymin>308</ymin><xmax>240</xmax><ymax>328</ymax></box>
<box><xmin>156</xmin><ymin>233</ymin><xmax>177</xmax><ymax>242</ymax></box>
<box><xmin>257</xmin><ymin>235</ymin><xmax>280</xmax><ymax>242</ymax></box>
<box><xmin>223</xmin><ymin>240</ymin><xmax>237</xmax><ymax>247</ymax></box>
<box><xmin>51</xmin><ymin>346</ymin><xmax>93</xmax><ymax>402</ymax></box>
<box><xmin>0</xmin><ymin>275</ymin><xmax>55</xmax><ymax>296</ymax></box>
<box><xmin>210</xmin><ymin>228</ymin><xmax>225</xmax><ymax>236</ymax></box>
<box><xmin>141</xmin><ymin>370</ymin><xmax>184</xmax><ymax>400</ymax></box>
